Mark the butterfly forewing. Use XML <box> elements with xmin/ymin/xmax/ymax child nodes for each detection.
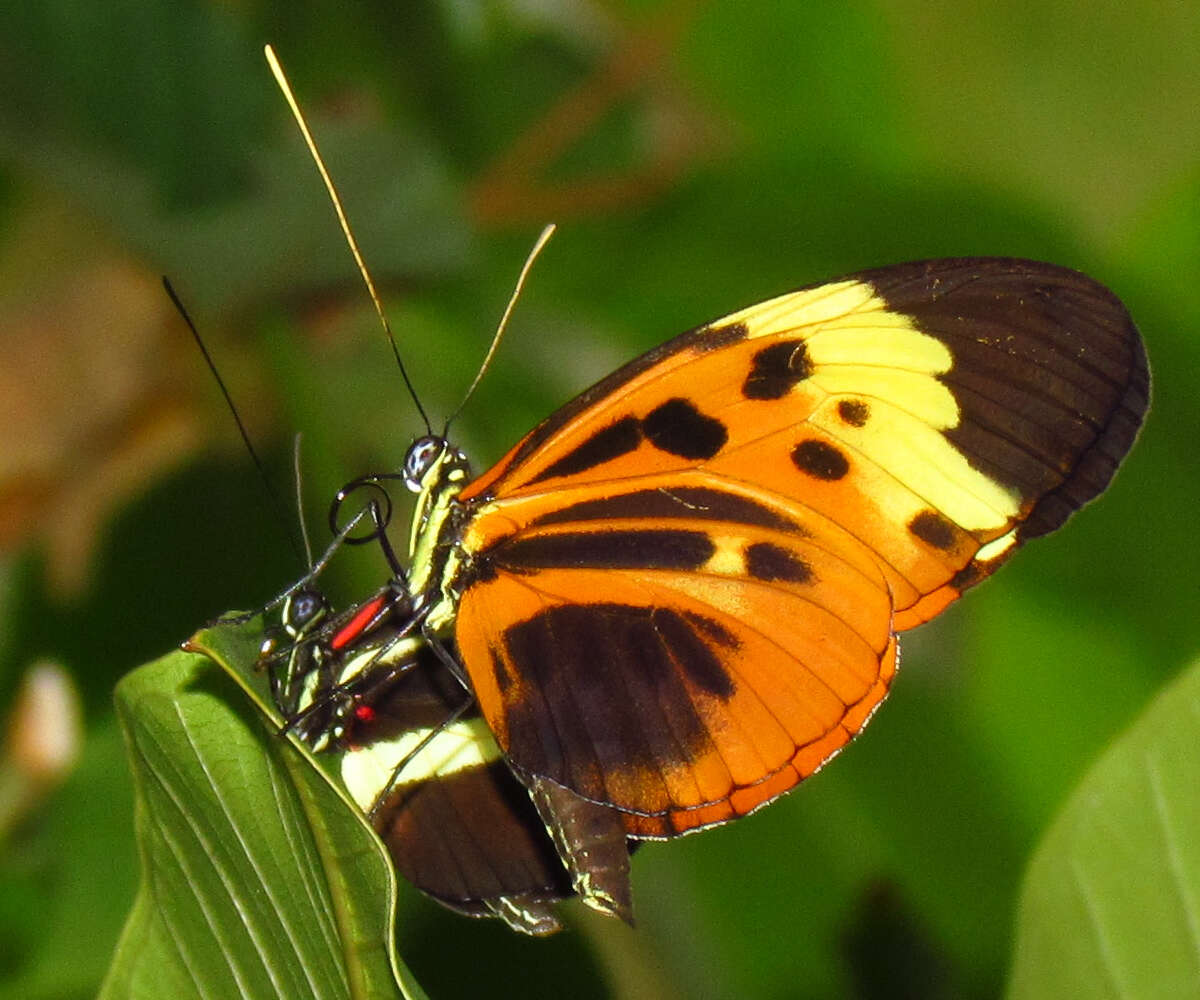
<box><xmin>438</xmin><ymin>258</ymin><xmax>1147</xmax><ymax>837</ymax></box>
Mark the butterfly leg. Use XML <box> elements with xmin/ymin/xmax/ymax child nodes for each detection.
<box><xmin>420</xmin><ymin>625</ymin><xmax>472</xmax><ymax>691</ymax></box>
<box><xmin>363</xmin><ymin>693</ymin><xmax>476</xmax><ymax>822</ymax></box>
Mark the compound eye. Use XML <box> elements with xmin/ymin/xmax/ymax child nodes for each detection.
<box><xmin>403</xmin><ymin>436</ymin><xmax>445</xmax><ymax>491</ymax></box>
<box><xmin>283</xmin><ymin>588</ymin><xmax>328</xmax><ymax>636</ymax></box>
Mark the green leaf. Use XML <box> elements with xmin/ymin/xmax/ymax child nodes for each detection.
<box><xmin>1008</xmin><ymin>659</ymin><xmax>1200</xmax><ymax>999</ymax></box>
<box><xmin>101</xmin><ymin>619</ymin><xmax>426</xmax><ymax>1000</ymax></box>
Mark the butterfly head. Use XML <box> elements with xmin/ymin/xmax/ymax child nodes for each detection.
<box><xmin>403</xmin><ymin>435</ymin><xmax>472</xmax><ymax>493</ymax></box>
<box><xmin>403</xmin><ymin>436</ymin><xmax>449</xmax><ymax>492</ymax></box>
<box><xmin>257</xmin><ymin>587</ymin><xmax>329</xmax><ymax>665</ymax></box>
<box><xmin>280</xmin><ymin>587</ymin><xmax>329</xmax><ymax>639</ymax></box>
<box><xmin>255</xmin><ymin>586</ymin><xmax>332</xmax><ymax>723</ymax></box>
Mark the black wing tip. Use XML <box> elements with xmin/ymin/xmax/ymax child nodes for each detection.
<box><xmin>848</xmin><ymin>256</ymin><xmax>1150</xmax><ymax>540</ymax></box>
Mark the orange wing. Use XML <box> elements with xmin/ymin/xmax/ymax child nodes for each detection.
<box><xmin>448</xmin><ymin>259</ymin><xmax>1148</xmax><ymax>837</ymax></box>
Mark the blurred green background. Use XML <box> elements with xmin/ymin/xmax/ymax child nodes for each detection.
<box><xmin>1</xmin><ymin>2</ymin><xmax>1196</xmax><ymax>998</ymax></box>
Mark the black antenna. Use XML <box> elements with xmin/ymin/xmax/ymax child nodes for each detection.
<box><xmin>163</xmin><ymin>277</ymin><xmax>304</xmax><ymax>566</ymax></box>
<box><xmin>264</xmin><ymin>44</ymin><xmax>432</xmax><ymax>435</ymax></box>
<box><xmin>443</xmin><ymin>223</ymin><xmax>556</xmax><ymax>434</ymax></box>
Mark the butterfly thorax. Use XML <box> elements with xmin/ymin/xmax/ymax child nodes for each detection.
<box><xmin>404</xmin><ymin>435</ymin><xmax>473</xmax><ymax>633</ymax></box>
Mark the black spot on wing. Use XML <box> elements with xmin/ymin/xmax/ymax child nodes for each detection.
<box><xmin>525</xmin><ymin>401</ymin><xmax>727</xmax><ymax>487</ymax></box>
<box><xmin>743</xmin><ymin>339</ymin><xmax>812</xmax><ymax>400</ymax></box>
<box><xmin>791</xmin><ymin>439</ymin><xmax>850</xmax><ymax>480</ymax></box>
<box><xmin>837</xmin><ymin>399</ymin><xmax>870</xmax><ymax>426</ymax></box>
<box><xmin>490</xmin><ymin>529</ymin><xmax>715</xmax><ymax>573</ymax></box>
<box><xmin>460</xmin><ymin>557</ymin><xmax>497</xmax><ymax>588</ymax></box>
<box><xmin>642</xmin><ymin>399</ymin><xmax>727</xmax><ymax>460</ymax></box>
<box><xmin>531</xmin><ymin>416</ymin><xmax>642</xmax><ymax>484</ymax></box>
<box><xmin>527</xmin><ymin>485</ymin><xmax>800</xmax><ymax>531</ymax></box>
<box><xmin>908</xmin><ymin>510</ymin><xmax>957</xmax><ymax>551</ymax></box>
<box><xmin>683</xmin><ymin>611</ymin><xmax>740</xmax><ymax>650</ymax></box>
<box><xmin>486</xmin><ymin>314</ymin><xmax>752</xmax><ymax>490</ymax></box>
<box><xmin>745</xmin><ymin>542</ymin><xmax>813</xmax><ymax>584</ymax></box>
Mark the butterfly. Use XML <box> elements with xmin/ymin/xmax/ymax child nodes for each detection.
<box><xmin>266</xmin><ymin>255</ymin><xmax>1148</xmax><ymax>930</ymax></box>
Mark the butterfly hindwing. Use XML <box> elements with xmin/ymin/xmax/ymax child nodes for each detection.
<box><xmin>335</xmin><ymin>635</ymin><xmax>611</xmax><ymax>933</ymax></box>
<box><xmin>443</xmin><ymin>258</ymin><xmax>1147</xmax><ymax>837</ymax></box>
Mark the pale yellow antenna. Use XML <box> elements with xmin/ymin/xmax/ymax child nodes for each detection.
<box><xmin>264</xmin><ymin>44</ymin><xmax>431</xmax><ymax>432</ymax></box>
<box><xmin>444</xmin><ymin>222</ymin><xmax>556</xmax><ymax>431</ymax></box>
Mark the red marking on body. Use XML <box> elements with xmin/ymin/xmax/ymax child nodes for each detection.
<box><xmin>332</xmin><ymin>594</ymin><xmax>389</xmax><ymax>650</ymax></box>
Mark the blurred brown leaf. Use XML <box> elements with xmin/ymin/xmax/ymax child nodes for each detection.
<box><xmin>0</xmin><ymin>256</ymin><xmax>204</xmax><ymax>596</ymax></box>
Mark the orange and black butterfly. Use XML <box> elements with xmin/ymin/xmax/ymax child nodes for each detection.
<box><xmin>283</xmin><ymin>255</ymin><xmax>1146</xmax><ymax>930</ymax></box>
<box><xmin>253</xmin><ymin>49</ymin><xmax>1148</xmax><ymax>935</ymax></box>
